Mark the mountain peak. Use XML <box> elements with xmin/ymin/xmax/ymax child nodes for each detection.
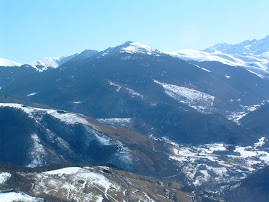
<box><xmin>121</xmin><ymin>41</ymin><xmax>158</xmax><ymax>54</ymax></box>
<box><xmin>104</xmin><ymin>41</ymin><xmax>159</xmax><ymax>56</ymax></box>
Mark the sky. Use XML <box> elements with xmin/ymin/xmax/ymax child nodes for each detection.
<box><xmin>1</xmin><ymin>0</ymin><xmax>269</xmax><ymax>64</ymax></box>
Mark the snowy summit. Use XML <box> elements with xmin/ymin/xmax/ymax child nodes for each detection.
<box><xmin>120</xmin><ymin>41</ymin><xmax>159</xmax><ymax>55</ymax></box>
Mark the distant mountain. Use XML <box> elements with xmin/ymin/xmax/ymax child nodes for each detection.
<box><xmin>205</xmin><ymin>35</ymin><xmax>269</xmax><ymax>55</ymax></box>
<box><xmin>0</xmin><ymin>58</ymin><xmax>21</xmax><ymax>67</ymax></box>
<box><xmin>167</xmin><ymin>35</ymin><xmax>269</xmax><ymax>76</ymax></box>
<box><xmin>166</xmin><ymin>49</ymin><xmax>269</xmax><ymax>77</ymax></box>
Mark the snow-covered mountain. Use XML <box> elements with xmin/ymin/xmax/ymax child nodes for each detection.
<box><xmin>2</xmin><ymin>38</ymin><xmax>269</xmax><ymax>198</ymax></box>
<box><xmin>204</xmin><ymin>35</ymin><xmax>269</xmax><ymax>55</ymax></box>
<box><xmin>166</xmin><ymin>49</ymin><xmax>269</xmax><ymax>77</ymax></box>
<box><xmin>98</xmin><ymin>41</ymin><xmax>160</xmax><ymax>57</ymax></box>
<box><xmin>0</xmin><ymin>58</ymin><xmax>21</xmax><ymax>67</ymax></box>
<box><xmin>29</xmin><ymin>54</ymin><xmax>78</xmax><ymax>71</ymax></box>
<box><xmin>166</xmin><ymin>35</ymin><xmax>269</xmax><ymax>77</ymax></box>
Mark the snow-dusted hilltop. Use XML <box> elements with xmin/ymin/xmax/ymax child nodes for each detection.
<box><xmin>119</xmin><ymin>41</ymin><xmax>159</xmax><ymax>55</ymax></box>
<box><xmin>29</xmin><ymin>54</ymin><xmax>78</xmax><ymax>71</ymax></box>
<box><xmin>0</xmin><ymin>58</ymin><xmax>21</xmax><ymax>67</ymax></box>
<box><xmin>102</xmin><ymin>41</ymin><xmax>160</xmax><ymax>56</ymax></box>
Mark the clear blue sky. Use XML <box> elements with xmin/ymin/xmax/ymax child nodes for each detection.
<box><xmin>1</xmin><ymin>0</ymin><xmax>269</xmax><ymax>63</ymax></box>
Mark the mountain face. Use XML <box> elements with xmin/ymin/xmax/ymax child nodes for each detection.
<box><xmin>0</xmin><ymin>58</ymin><xmax>21</xmax><ymax>67</ymax></box>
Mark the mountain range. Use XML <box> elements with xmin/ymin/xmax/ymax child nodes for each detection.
<box><xmin>2</xmin><ymin>35</ymin><xmax>269</xmax><ymax>76</ymax></box>
<box><xmin>1</xmin><ymin>36</ymin><xmax>269</xmax><ymax>201</ymax></box>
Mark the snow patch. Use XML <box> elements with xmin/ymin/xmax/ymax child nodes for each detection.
<box><xmin>108</xmin><ymin>81</ymin><xmax>143</xmax><ymax>99</ymax></box>
<box><xmin>0</xmin><ymin>172</ymin><xmax>11</xmax><ymax>184</ymax></box>
<box><xmin>43</xmin><ymin>167</ymin><xmax>82</xmax><ymax>175</ymax></box>
<box><xmin>27</xmin><ymin>92</ymin><xmax>38</xmax><ymax>97</ymax></box>
<box><xmin>28</xmin><ymin>134</ymin><xmax>47</xmax><ymax>167</ymax></box>
<box><xmin>121</xmin><ymin>42</ymin><xmax>159</xmax><ymax>55</ymax></box>
<box><xmin>0</xmin><ymin>192</ymin><xmax>42</xmax><ymax>202</ymax></box>
<box><xmin>97</xmin><ymin>118</ymin><xmax>132</xmax><ymax>129</ymax></box>
<box><xmin>154</xmin><ymin>80</ymin><xmax>214</xmax><ymax>113</ymax></box>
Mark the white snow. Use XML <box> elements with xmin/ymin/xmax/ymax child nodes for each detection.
<box><xmin>43</xmin><ymin>167</ymin><xmax>82</xmax><ymax>175</ymax></box>
<box><xmin>30</xmin><ymin>57</ymin><xmax>61</xmax><ymax>69</ymax></box>
<box><xmin>97</xmin><ymin>118</ymin><xmax>132</xmax><ymax>128</ymax></box>
<box><xmin>0</xmin><ymin>172</ymin><xmax>11</xmax><ymax>184</ymax></box>
<box><xmin>121</xmin><ymin>42</ymin><xmax>159</xmax><ymax>55</ymax></box>
<box><xmin>28</xmin><ymin>54</ymin><xmax>77</xmax><ymax>71</ymax></box>
<box><xmin>0</xmin><ymin>58</ymin><xmax>21</xmax><ymax>67</ymax></box>
<box><xmin>43</xmin><ymin>167</ymin><xmax>117</xmax><ymax>192</ymax></box>
<box><xmin>0</xmin><ymin>192</ymin><xmax>42</xmax><ymax>202</ymax></box>
<box><xmin>165</xmin><ymin>49</ymin><xmax>269</xmax><ymax>77</ymax></box>
<box><xmin>166</xmin><ymin>50</ymin><xmax>247</xmax><ymax>67</ymax></box>
<box><xmin>85</xmin><ymin>127</ymin><xmax>112</xmax><ymax>146</ymax></box>
<box><xmin>154</xmin><ymin>80</ymin><xmax>214</xmax><ymax>113</ymax></box>
<box><xmin>227</xmin><ymin>102</ymin><xmax>265</xmax><ymax>124</ymax></box>
<box><xmin>28</xmin><ymin>134</ymin><xmax>47</xmax><ymax>168</ymax></box>
<box><xmin>125</xmin><ymin>87</ymin><xmax>143</xmax><ymax>99</ymax></box>
<box><xmin>38</xmin><ymin>167</ymin><xmax>120</xmax><ymax>201</ymax></box>
<box><xmin>46</xmin><ymin>110</ymin><xmax>90</xmax><ymax>125</ymax></box>
<box><xmin>0</xmin><ymin>103</ymin><xmax>95</xmax><ymax>127</ymax></box>
<box><xmin>108</xmin><ymin>81</ymin><xmax>143</xmax><ymax>99</ymax></box>
<box><xmin>164</xmin><ymin>137</ymin><xmax>269</xmax><ymax>189</ymax></box>
<box><xmin>194</xmin><ymin>64</ymin><xmax>211</xmax><ymax>72</ymax></box>
<box><xmin>27</xmin><ymin>92</ymin><xmax>38</xmax><ymax>97</ymax></box>
<box><xmin>108</xmin><ymin>81</ymin><xmax>121</xmax><ymax>92</ymax></box>
<box><xmin>254</xmin><ymin>137</ymin><xmax>267</xmax><ymax>148</ymax></box>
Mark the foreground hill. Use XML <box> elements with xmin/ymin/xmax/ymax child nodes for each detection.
<box><xmin>0</xmin><ymin>163</ymin><xmax>220</xmax><ymax>201</ymax></box>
